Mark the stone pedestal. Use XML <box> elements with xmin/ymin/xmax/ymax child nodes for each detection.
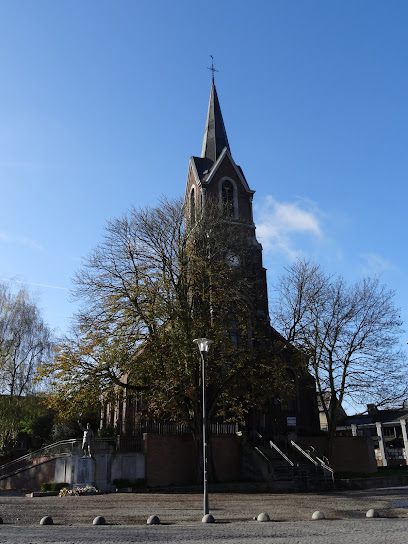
<box><xmin>74</xmin><ymin>456</ymin><xmax>96</xmax><ymax>488</ymax></box>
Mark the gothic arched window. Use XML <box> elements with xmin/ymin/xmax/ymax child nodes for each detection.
<box><xmin>222</xmin><ymin>180</ymin><xmax>234</xmax><ymax>217</ymax></box>
<box><xmin>190</xmin><ymin>187</ymin><xmax>196</xmax><ymax>223</ymax></box>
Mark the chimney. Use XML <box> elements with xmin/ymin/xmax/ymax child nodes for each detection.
<box><xmin>367</xmin><ymin>404</ymin><xmax>379</xmax><ymax>415</ymax></box>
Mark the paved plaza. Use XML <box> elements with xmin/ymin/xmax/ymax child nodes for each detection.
<box><xmin>1</xmin><ymin>487</ymin><xmax>408</xmax><ymax>542</ymax></box>
<box><xmin>1</xmin><ymin>519</ymin><xmax>408</xmax><ymax>544</ymax></box>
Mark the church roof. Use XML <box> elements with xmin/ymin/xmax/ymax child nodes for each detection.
<box><xmin>201</xmin><ymin>83</ymin><xmax>231</xmax><ymax>163</ymax></box>
<box><xmin>188</xmin><ymin>81</ymin><xmax>253</xmax><ymax>195</ymax></box>
<box><xmin>191</xmin><ymin>156</ymin><xmax>214</xmax><ymax>181</ymax></box>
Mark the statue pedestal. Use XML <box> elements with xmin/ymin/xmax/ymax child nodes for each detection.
<box><xmin>73</xmin><ymin>456</ymin><xmax>96</xmax><ymax>488</ymax></box>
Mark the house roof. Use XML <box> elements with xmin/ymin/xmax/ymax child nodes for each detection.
<box><xmin>343</xmin><ymin>407</ymin><xmax>408</xmax><ymax>426</ymax></box>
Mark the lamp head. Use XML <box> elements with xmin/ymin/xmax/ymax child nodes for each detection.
<box><xmin>193</xmin><ymin>338</ymin><xmax>214</xmax><ymax>353</ymax></box>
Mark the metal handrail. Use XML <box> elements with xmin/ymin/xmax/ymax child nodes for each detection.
<box><xmin>269</xmin><ymin>440</ymin><xmax>295</xmax><ymax>467</ymax></box>
<box><xmin>315</xmin><ymin>455</ymin><xmax>334</xmax><ymax>474</ymax></box>
<box><xmin>254</xmin><ymin>446</ymin><xmax>271</xmax><ymax>463</ymax></box>
<box><xmin>290</xmin><ymin>440</ymin><xmax>319</xmax><ymax>466</ymax></box>
<box><xmin>0</xmin><ymin>439</ymin><xmax>81</xmax><ymax>480</ymax></box>
<box><xmin>290</xmin><ymin>440</ymin><xmax>334</xmax><ymax>480</ymax></box>
<box><xmin>0</xmin><ymin>438</ymin><xmax>117</xmax><ymax>480</ymax></box>
<box><xmin>0</xmin><ymin>440</ymin><xmax>78</xmax><ymax>471</ymax></box>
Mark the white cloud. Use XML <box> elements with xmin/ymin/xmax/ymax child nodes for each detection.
<box><xmin>359</xmin><ymin>252</ymin><xmax>396</xmax><ymax>277</ymax></box>
<box><xmin>17</xmin><ymin>280</ymin><xmax>69</xmax><ymax>291</ymax></box>
<box><xmin>0</xmin><ymin>230</ymin><xmax>44</xmax><ymax>251</ymax></box>
<box><xmin>255</xmin><ymin>195</ymin><xmax>323</xmax><ymax>259</ymax></box>
<box><xmin>0</xmin><ymin>277</ymin><xmax>69</xmax><ymax>292</ymax></box>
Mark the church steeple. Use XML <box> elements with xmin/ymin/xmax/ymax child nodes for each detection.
<box><xmin>201</xmin><ymin>83</ymin><xmax>231</xmax><ymax>164</ymax></box>
<box><xmin>185</xmin><ymin>78</ymin><xmax>269</xmax><ymax>320</ymax></box>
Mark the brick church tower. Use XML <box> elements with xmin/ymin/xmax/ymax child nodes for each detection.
<box><xmin>184</xmin><ymin>78</ymin><xmax>320</xmax><ymax>437</ymax></box>
<box><xmin>185</xmin><ymin>80</ymin><xmax>270</xmax><ymax>321</ymax></box>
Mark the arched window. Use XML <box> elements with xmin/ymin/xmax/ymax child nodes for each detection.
<box><xmin>190</xmin><ymin>187</ymin><xmax>196</xmax><ymax>222</ymax></box>
<box><xmin>222</xmin><ymin>180</ymin><xmax>234</xmax><ymax>217</ymax></box>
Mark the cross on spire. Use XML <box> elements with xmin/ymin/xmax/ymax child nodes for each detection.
<box><xmin>207</xmin><ymin>55</ymin><xmax>218</xmax><ymax>84</ymax></box>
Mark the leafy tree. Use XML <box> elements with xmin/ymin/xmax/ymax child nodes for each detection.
<box><xmin>19</xmin><ymin>397</ymin><xmax>55</xmax><ymax>450</ymax></box>
<box><xmin>43</xmin><ymin>198</ymin><xmax>290</xmax><ymax>474</ymax></box>
<box><xmin>272</xmin><ymin>258</ymin><xmax>406</xmax><ymax>455</ymax></box>
<box><xmin>49</xmin><ymin>418</ymin><xmax>89</xmax><ymax>443</ymax></box>
<box><xmin>0</xmin><ymin>283</ymin><xmax>53</xmax><ymax>454</ymax></box>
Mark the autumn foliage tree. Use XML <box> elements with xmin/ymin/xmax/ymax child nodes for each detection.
<box><xmin>43</xmin><ymin>197</ymin><xmax>289</xmax><ymax>459</ymax></box>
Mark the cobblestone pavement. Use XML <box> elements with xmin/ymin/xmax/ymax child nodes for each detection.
<box><xmin>1</xmin><ymin>519</ymin><xmax>408</xmax><ymax>544</ymax></box>
<box><xmin>0</xmin><ymin>487</ymin><xmax>408</xmax><ymax>542</ymax></box>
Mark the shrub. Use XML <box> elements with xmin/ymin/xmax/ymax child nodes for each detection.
<box><xmin>97</xmin><ymin>425</ymin><xmax>115</xmax><ymax>438</ymax></box>
<box><xmin>50</xmin><ymin>482</ymin><xmax>68</xmax><ymax>492</ymax></box>
<box><xmin>41</xmin><ymin>482</ymin><xmax>68</xmax><ymax>492</ymax></box>
<box><xmin>113</xmin><ymin>478</ymin><xmax>130</xmax><ymax>489</ymax></box>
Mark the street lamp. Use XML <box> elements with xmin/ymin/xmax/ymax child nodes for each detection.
<box><xmin>193</xmin><ymin>337</ymin><xmax>214</xmax><ymax>522</ymax></box>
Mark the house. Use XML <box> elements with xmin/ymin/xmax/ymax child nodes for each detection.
<box><xmin>337</xmin><ymin>403</ymin><xmax>408</xmax><ymax>467</ymax></box>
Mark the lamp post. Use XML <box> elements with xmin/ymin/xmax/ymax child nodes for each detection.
<box><xmin>193</xmin><ymin>337</ymin><xmax>213</xmax><ymax>520</ymax></box>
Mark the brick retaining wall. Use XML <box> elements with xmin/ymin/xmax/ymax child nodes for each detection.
<box><xmin>143</xmin><ymin>433</ymin><xmax>242</xmax><ymax>487</ymax></box>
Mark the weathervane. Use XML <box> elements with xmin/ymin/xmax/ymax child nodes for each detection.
<box><xmin>207</xmin><ymin>55</ymin><xmax>218</xmax><ymax>84</ymax></box>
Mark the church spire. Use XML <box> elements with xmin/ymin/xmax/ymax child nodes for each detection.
<box><xmin>201</xmin><ymin>80</ymin><xmax>231</xmax><ymax>164</ymax></box>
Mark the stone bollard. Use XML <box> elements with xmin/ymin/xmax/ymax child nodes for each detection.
<box><xmin>147</xmin><ymin>515</ymin><xmax>160</xmax><ymax>525</ymax></box>
<box><xmin>93</xmin><ymin>516</ymin><xmax>106</xmax><ymax>525</ymax></box>
<box><xmin>257</xmin><ymin>513</ymin><xmax>270</xmax><ymax>522</ymax></box>
<box><xmin>202</xmin><ymin>514</ymin><xmax>215</xmax><ymax>523</ymax></box>
<box><xmin>312</xmin><ymin>511</ymin><xmax>325</xmax><ymax>520</ymax></box>
<box><xmin>366</xmin><ymin>509</ymin><xmax>380</xmax><ymax>518</ymax></box>
<box><xmin>40</xmin><ymin>516</ymin><xmax>53</xmax><ymax>525</ymax></box>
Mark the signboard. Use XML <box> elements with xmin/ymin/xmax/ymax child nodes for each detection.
<box><xmin>287</xmin><ymin>417</ymin><xmax>297</xmax><ymax>427</ymax></box>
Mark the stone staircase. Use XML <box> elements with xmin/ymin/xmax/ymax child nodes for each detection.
<box><xmin>245</xmin><ymin>433</ymin><xmax>335</xmax><ymax>492</ymax></box>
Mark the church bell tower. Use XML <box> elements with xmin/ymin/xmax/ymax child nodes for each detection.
<box><xmin>185</xmin><ymin>78</ymin><xmax>270</xmax><ymax>321</ymax></box>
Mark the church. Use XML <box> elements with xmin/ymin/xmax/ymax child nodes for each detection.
<box><xmin>99</xmin><ymin>75</ymin><xmax>321</xmax><ymax>486</ymax></box>
<box><xmin>183</xmin><ymin>74</ymin><xmax>319</xmax><ymax>439</ymax></box>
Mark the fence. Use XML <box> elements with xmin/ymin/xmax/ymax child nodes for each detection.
<box><xmin>129</xmin><ymin>421</ymin><xmax>240</xmax><ymax>436</ymax></box>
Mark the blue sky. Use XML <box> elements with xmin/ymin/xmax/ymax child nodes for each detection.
<box><xmin>1</xmin><ymin>1</ymin><xmax>407</xmax><ymax>381</ymax></box>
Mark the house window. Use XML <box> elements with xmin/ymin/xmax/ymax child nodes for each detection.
<box><xmin>222</xmin><ymin>180</ymin><xmax>234</xmax><ymax>217</ymax></box>
<box><xmin>190</xmin><ymin>187</ymin><xmax>196</xmax><ymax>222</ymax></box>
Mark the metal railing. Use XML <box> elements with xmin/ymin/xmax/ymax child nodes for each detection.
<box><xmin>0</xmin><ymin>438</ymin><xmax>118</xmax><ymax>480</ymax></box>
<box><xmin>290</xmin><ymin>440</ymin><xmax>334</xmax><ymax>481</ymax></box>
<box><xmin>269</xmin><ymin>439</ymin><xmax>295</xmax><ymax>467</ymax></box>
<box><xmin>116</xmin><ymin>435</ymin><xmax>144</xmax><ymax>452</ymax></box>
<box><xmin>0</xmin><ymin>439</ymin><xmax>79</xmax><ymax>479</ymax></box>
<box><xmin>131</xmin><ymin>421</ymin><xmax>239</xmax><ymax>436</ymax></box>
<box><xmin>290</xmin><ymin>440</ymin><xmax>319</xmax><ymax>466</ymax></box>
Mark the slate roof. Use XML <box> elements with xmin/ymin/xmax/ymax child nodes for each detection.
<box><xmin>201</xmin><ymin>83</ymin><xmax>231</xmax><ymax>164</ymax></box>
<box><xmin>343</xmin><ymin>408</ymin><xmax>408</xmax><ymax>426</ymax></box>
<box><xmin>191</xmin><ymin>156</ymin><xmax>214</xmax><ymax>182</ymax></box>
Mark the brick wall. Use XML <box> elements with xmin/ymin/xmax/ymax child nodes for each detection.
<box><xmin>144</xmin><ymin>433</ymin><xmax>242</xmax><ymax>487</ymax></box>
<box><xmin>0</xmin><ymin>457</ymin><xmax>57</xmax><ymax>491</ymax></box>
<box><xmin>144</xmin><ymin>434</ymin><xmax>196</xmax><ymax>487</ymax></box>
<box><xmin>298</xmin><ymin>436</ymin><xmax>377</xmax><ymax>473</ymax></box>
<box><xmin>211</xmin><ymin>435</ymin><xmax>241</xmax><ymax>482</ymax></box>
